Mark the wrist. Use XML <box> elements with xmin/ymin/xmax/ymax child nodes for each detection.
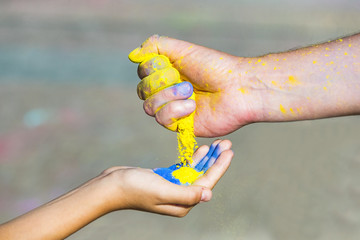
<box><xmin>241</xmin><ymin>54</ymin><xmax>307</xmax><ymax>123</ymax></box>
<box><xmin>78</xmin><ymin>175</ymin><xmax>117</xmax><ymax>217</ymax></box>
<box><xmin>98</xmin><ymin>169</ymin><xmax>130</xmax><ymax>212</ymax></box>
<box><xmin>75</xmin><ymin>172</ymin><xmax>126</xmax><ymax>216</ymax></box>
<box><xmin>232</xmin><ymin>56</ymin><xmax>272</xmax><ymax>125</ymax></box>
<box><xmin>238</xmin><ymin>52</ymin><xmax>336</xmax><ymax>123</ymax></box>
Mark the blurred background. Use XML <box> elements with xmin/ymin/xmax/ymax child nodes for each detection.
<box><xmin>0</xmin><ymin>0</ymin><xmax>360</xmax><ymax>239</ymax></box>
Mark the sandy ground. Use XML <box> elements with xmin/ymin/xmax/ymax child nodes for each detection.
<box><xmin>1</xmin><ymin>1</ymin><xmax>360</xmax><ymax>239</ymax></box>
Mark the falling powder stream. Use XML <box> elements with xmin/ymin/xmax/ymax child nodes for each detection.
<box><xmin>128</xmin><ymin>50</ymin><xmax>197</xmax><ymax>166</ymax></box>
<box><xmin>177</xmin><ymin>95</ymin><xmax>197</xmax><ymax>165</ymax></box>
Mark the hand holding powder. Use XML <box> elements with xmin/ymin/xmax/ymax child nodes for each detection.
<box><xmin>153</xmin><ymin>141</ymin><xmax>227</xmax><ymax>185</ymax></box>
<box><xmin>128</xmin><ymin>51</ymin><xmax>197</xmax><ymax>166</ymax></box>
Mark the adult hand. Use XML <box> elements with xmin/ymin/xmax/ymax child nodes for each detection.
<box><xmin>129</xmin><ymin>35</ymin><xmax>261</xmax><ymax>137</ymax></box>
<box><xmin>130</xmin><ymin>34</ymin><xmax>360</xmax><ymax>137</ymax></box>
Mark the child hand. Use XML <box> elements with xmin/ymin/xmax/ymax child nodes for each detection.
<box><xmin>153</xmin><ymin>139</ymin><xmax>232</xmax><ymax>185</ymax></box>
<box><xmin>0</xmin><ymin>141</ymin><xmax>233</xmax><ymax>240</ymax></box>
<box><xmin>102</xmin><ymin>140</ymin><xmax>233</xmax><ymax>217</ymax></box>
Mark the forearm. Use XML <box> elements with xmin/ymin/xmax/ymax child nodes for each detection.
<box><xmin>242</xmin><ymin>33</ymin><xmax>360</xmax><ymax>122</ymax></box>
<box><xmin>0</xmin><ymin>175</ymin><xmax>113</xmax><ymax>240</ymax></box>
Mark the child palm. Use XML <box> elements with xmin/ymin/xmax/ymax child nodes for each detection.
<box><xmin>153</xmin><ymin>140</ymin><xmax>231</xmax><ymax>185</ymax></box>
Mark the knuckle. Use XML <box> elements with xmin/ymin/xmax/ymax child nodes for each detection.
<box><xmin>138</xmin><ymin>55</ymin><xmax>171</xmax><ymax>79</ymax></box>
<box><xmin>137</xmin><ymin>83</ymin><xmax>146</xmax><ymax>100</ymax></box>
<box><xmin>141</xmin><ymin>34</ymin><xmax>160</xmax><ymax>49</ymax></box>
<box><xmin>166</xmin><ymin>67</ymin><xmax>180</xmax><ymax>81</ymax></box>
<box><xmin>167</xmin><ymin>101</ymin><xmax>181</xmax><ymax>115</ymax></box>
<box><xmin>149</xmin><ymin>34</ymin><xmax>160</xmax><ymax>43</ymax></box>
<box><xmin>143</xmin><ymin>100</ymin><xmax>155</xmax><ymax>116</ymax></box>
<box><xmin>101</xmin><ymin>167</ymin><xmax>119</xmax><ymax>175</ymax></box>
<box><xmin>161</xmin><ymin>87</ymin><xmax>176</xmax><ymax>100</ymax></box>
<box><xmin>137</xmin><ymin>65</ymin><xmax>148</xmax><ymax>79</ymax></box>
<box><xmin>155</xmin><ymin>112</ymin><xmax>164</xmax><ymax>126</ymax></box>
<box><xmin>100</xmin><ymin>168</ymin><xmax>111</xmax><ymax>175</ymax></box>
<box><xmin>187</xmin><ymin>191</ymin><xmax>200</xmax><ymax>204</ymax></box>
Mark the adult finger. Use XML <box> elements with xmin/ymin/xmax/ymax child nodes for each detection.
<box><xmin>129</xmin><ymin>35</ymin><xmax>229</xmax><ymax>89</ymax></box>
<box><xmin>137</xmin><ymin>55</ymin><xmax>171</xmax><ymax>79</ymax></box>
<box><xmin>137</xmin><ymin>67</ymin><xmax>180</xmax><ymax>100</ymax></box>
<box><xmin>128</xmin><ymin>35</ymin><xmax>161</xmax><ymax>63</ymax></box>
<box><xmin>154</xmin><ymin>99</ymin><xmax>195</xmax><ymax>130</ymax></box>
<box><xmin>129</xmin><ymin>35</ymin><xmax>195</xmax><ymax>64</ymax></box>
<box><xmin>143</xmin><ymin>82</ymin><xmax>193</xmax><ymax>116</ymax></box>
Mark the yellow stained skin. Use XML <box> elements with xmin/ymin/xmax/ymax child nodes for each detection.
<box><xmin>137</xmin><ymin>68</ymin><xmax>180</xmax><ymax>100</ymax></box>
<box><xmin>128</xmin><ymin>33</ymin><xmax>358</xmax><ymax>141</ymax></box>
<box><xmin>279</xmin><ymin>104</ymin><xmax>287</xmax><ymax>114</ymax></box>
<box><xmin>129</xmin><ymin>49</ymin><xmax>197</xmax><ymax>166</ymax></box>
<box><xmin>238</xmin><ymin>87</ymin><xmax>249</xmax><ymax>94</ymax></box>
<box><xmin>242</xmin><ymin>35</ymin><xmax>359</xmax><ymax>121</ymax></box>
<box><xmin>286</xmin><ymin>75</ymin><xmax>302</xmax><ymax>86</ymax></box>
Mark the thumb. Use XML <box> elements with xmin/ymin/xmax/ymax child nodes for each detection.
<box><xmin>128</xmin><ymin>34</ymin><xmax>200</xmax><ymax>64</ymax></box>
<box><xmin>128</xmin><ymin>35</ymin><xmax>160</xmax><ymax>63</ymax></box>
<box><xmin>161</xmin><ymin>184</ymin><xmax>213</xmax><ymax>205</ymax></box>
<box><xmin>129</xmin><ymin>35</ymin><xmax>234</xmax><ymax>85</ymax></box>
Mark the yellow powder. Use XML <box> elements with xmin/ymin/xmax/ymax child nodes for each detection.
<box><xmin>177</xmin><ymin>94</ymin><xmax>197</xmax><ymax>165</ymax></box>
<box><xmin>238</xmin><ymin>87</ymin><xmax>249</xmax><ymax>94</ymax></box>
<box><xmin>128</xmin><ymin>47</ymin><xmax>157</xmax><ymax>63</ymax></box>
<box><xmin>129</xmin><ymin>50</ymin><xmax>197</xmax><ymax>165</ymax></box>
<box><xmin>279</xmin><ymin>104</ymin><xmax>287</xmax><ymax>114</ymax></box>
<box><xmin>172</xmin><ymin>166</ymin><xmax>203</xmax><ymax>185</ymax></box>
<box><xmin>286</xmin><ymin>75</ymin><xmax>302</xmax><ymax>86</ymax></box>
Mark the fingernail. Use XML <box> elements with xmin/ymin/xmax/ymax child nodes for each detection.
<box><xmin>174</xmin><ymin>82</ymin><xmax>193</xmax><ymax>96</ymax></box>
<box><xmin>200</xmin><ymin>189</ymin><xmax>212</xmax><ymax>202</ymax></box>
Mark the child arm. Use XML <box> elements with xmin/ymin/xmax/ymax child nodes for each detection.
<box><xmin>0</xmin><ymin>141</ymin><xmax>233</xmax><ymax>240</ymax></box>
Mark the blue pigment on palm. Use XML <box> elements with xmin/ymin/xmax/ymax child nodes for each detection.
<box><xmin>153</xmin><ymin>142</ymin><xmax>222</xmax><ymax>185</ymax></box>
<box><xmin>153</xmin><ymin>163</ymin><xmax>183</xmax><ymax>185</ymax></box>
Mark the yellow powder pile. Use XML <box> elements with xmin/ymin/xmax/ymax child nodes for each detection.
<box><xmin>172</xmin><ymin>166</ymin><xmax>203</xmax><ymax>185</ymax></box>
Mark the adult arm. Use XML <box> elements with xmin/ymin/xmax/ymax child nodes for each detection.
<box><xmin>130</xmin><ymin>33</ymin><xmax>360</xmax><ymax>137</ymax></box>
